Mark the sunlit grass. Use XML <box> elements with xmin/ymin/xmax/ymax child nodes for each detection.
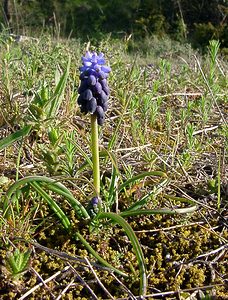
<box><xmin>0</xmin><ymin>33</ymin><xmax>227</xmax><ymax>299</ymax></box>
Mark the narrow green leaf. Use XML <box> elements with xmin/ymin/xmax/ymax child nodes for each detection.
<box><xmin>7</xmin><ymin>253</ymin><xmax>19</xmax><ymax>274</ymax></box>
<box><xmin>30</xmin><ymin>182</ymin><xmax>71</xmax><ymax>230</ymax></box>
<box><xmin>44</xmin><ymin>183</ymin><xmax>90</xmax><ymax>219</ymax></box>
<box><xmin>163</xmin><ymin>194</ymin><xmax>196</xmax><ymax>205</ymax></box>
<box><xmin>120</xmin><ymin>206</ymin><xmax>198</xmax><ymax>218</ymax></box>
<box><xmin>124</xmin><ymin>179</ymin><xmax>170</xmax><ymax>212</ymax></box>
<box><xmin>3</xmin><ymin>175</ymin><xmax>89</xmax><ymax>220</ymax></box>
<box><xmin>96</xmin><ymin>212</ymin><xmax>147</xmax><ymax>296</ymax></box>
<box><xmin>74</xmin><ymin>142</ymin><xmax>93</xmax><ymax>174</ymax></box>
<box><xmin>106</xmin><ymin>164</ymin><xmax>118</xmax><ymax>206</ymax></box>
<box><xmin>0</xmin><ymin>125</ymin><xmax>32</xmax><ymax>151</ymax></box>
<box><xmin>76</xmin><ymin>150</ymin><xmax>116</xmax><ymax>175</ymax></box>
<box><xmin>20</xmin><ymin>250</ymin><xmax>31</xmax><ymax>271</ymax></box>
<box><xmin>118</xmin><ymin>171</ymin><xmax>167</xmax><ymax>192</ymax></box>
<box><xmin>47</xmin><ymin>58</ymin><xmax>71</xmax><ymax>118</ymax></box>
<box><xmin>74</xmin><ymin>232</ymin><xmax>128</xmax><ymax>278</ymax></box>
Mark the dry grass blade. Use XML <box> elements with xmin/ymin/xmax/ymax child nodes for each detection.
<box><xmin>64</xmin><ymin>263</ymin><xmax>98</xmax><ymax>300</ymax></box>
<box><xmin>55</xmin><ymin>278</ymin><xmax>75</xmax><ymax>300</ymax></box>
<box><xmin>18</xmin><ymin>266</ymin><xmax>71</xmax><ymax>300</ymax></box>
<box><xmin>84</xmin><ymin>257</ymin><xmax>115</xmax><ymax>300</ymax></box>
<box><xmin>111</xmin><ymin>272</ymin><xmax>138</xmax><ymax>300</ymax></box>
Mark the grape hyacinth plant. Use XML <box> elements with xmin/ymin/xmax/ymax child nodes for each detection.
<box><xmin>77</xmin><ymin>51</ymin><xmax>111</xmax><ymax>197</ymax></box>
<box><xmin>2</xmin><ymin>48</ymin><xmax>199</xmax><ymax>298</ymax></box>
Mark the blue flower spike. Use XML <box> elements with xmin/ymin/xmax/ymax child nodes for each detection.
<box><xmin>78</xmin><ymin>51</ymin><xmax>111</xmax><ymax>125</ymax></box>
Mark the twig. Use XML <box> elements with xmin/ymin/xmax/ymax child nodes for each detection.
<box><xmin>194</xmin><ymin>244</ymin><xmax>227</xmax><ymax>260</ymax></box>
<box><xmin>176</xmin><ymin>157</ymin><xmax>194</xmax><ymax>182</ymax></box>
<box><xmin>18</xmin><ymin>266</ymin><xmax>71</xmax><ymax>300</ymax></box>
<box><xmin>30</xmin><ymin>267</ymin><xmax>55</xmax><ymax>298</ymax></box>
<box><xmin>111</xmin><ymin>272</ymin><xmax>138</xmax><ymax>300</ymax></box>
<box><xmin>55</xmin><ymin>278</ymin><xmax>75</xmax><ymax>300</ymax></box>
<box><xmin>115</xmin><ymin>284</ymin><xmax>225</xmax><ymax>299</ymax></box>
<box><xmin>152</xmin><ymin>150</ymin><xmax>182</xmax><ymax>176</ymax></box>
<box><xmin>171</xmin><ymin>185</ymin><xmax>218</xmax><ymax>211</ymax></box>
<box><xmin>192</xmin><ymin>125</ymin><xmax>219</xmax><ymax>136</ymax></box>
<box><xmin>22</xmin><ymin>239</ymin><xmax>113</xmax><ymax>272</ymax></box>
<box><xmin>85</xmin><ymin>257</ymin><xmax>115</xmax><ymax>300</ymax></box>
<box><xmin>115</xmin><ymin>144</ymin><xmax>152</xmax><ymax>153</ymax></box>
<box><xmin>66</xmin><ymin>263</ymin><xmax>98</xmax><ymax>300</ymax></box>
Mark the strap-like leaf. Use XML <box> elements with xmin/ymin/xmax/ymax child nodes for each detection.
<box><xmin>124</xmin><ymin>179</ymin><xmax>170</xmax><ymax>212</ymax></box>
<box><xmin>31</xmin><ymin>182</ymin><xmax>71</xmax><ymax>230</ymax></box>
<box><xmin>120</xmin><ymin>206</ymin><xmax>197</xmax><ymax>218</ymax></box>
<box><xmin>119</xmin><ymin>171</ymin><xmax>167</xmax><ymax>192</ymax></box>
<box><xmin>3</xmin><ymin>176</ymin><xmax>89</xmax><ymax>220</ymax></box>
<box><xmin>95</xmin><ymin>212</ymin><xmax>147</xmax><ymax>296</ymax></box>
<box><xmin>47</xmin><ymin>58</ymin><xmax>71</xmax><ymax>118</ymax></box>
<box><xmin>74</xmin><ymin>232</ymin><xmax>128</xmax><ymax>278</ymax></box>
<box><xmin>0</xmin><ymin>125</ymin><xmax>32</xmax><ymax>151</ymax></box>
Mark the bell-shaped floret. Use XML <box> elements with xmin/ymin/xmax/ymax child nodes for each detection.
<box><xmin>82</xmin><ymin>89</ymin><xmax>93</xmax><ymax>101</ymax></box>
<box><xmin>100</xmin><ymin>79</ymin><xmax>110</xmax><ymax>95</ymax></box>
<box><xmin>78</xmin><ymin>80</ymin><xmax>89</xmax><ymax>94</ymax></box>
<box><xmin>96</xmin><ymin>105</ymin><xmax>104</xmax><ymax>118</ymax></box>
<box><xmin>102</xmin><ymin>101</ymin><xmax>108</xmax><ymax>112</ymax></box>
<box><xmin>99</xmin><ymin>90</ymin><xmax>108</xmax><ymax>105</ymax></box>
<box><xmin>93</xmin><ymin>82</ymin><xmax>102</xmax><ymax>94</ymax></box>
<box><xmin>87</xmin><ymin>97</ymin><xmax>97</xmax><ymax>113</ymax></box>
<box><xmin>97</xmin><ymin>116</ymin><xmax>105</xmax><ymax>126</ymax></box>
<box><xmin>80</xmin><ymin>104</ymin><xmax>89</xmax><ymax>114</ymax></box>
<box><xmin>88</xmin><ymin>75</ymin><xmax>97</xmax><ymax>86</ymax></box>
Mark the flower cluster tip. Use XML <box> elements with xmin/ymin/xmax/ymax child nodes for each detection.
<box><xmin>77</xmin><ymin>51</ymin><xmax>111</xmax><ymax>126</ymax></box>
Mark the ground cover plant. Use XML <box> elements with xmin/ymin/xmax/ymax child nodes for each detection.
<box><xmin>0</xmin><ymin>33</ymin><xmax>227</xmax><ymax>299</ymax></box>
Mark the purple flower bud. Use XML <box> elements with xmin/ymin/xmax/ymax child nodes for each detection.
<box><xmin>93</xmin><ymin>82</ymin><xmax>102</xmax><ymax>94</ymax></box>
<box><xmin>98</xmin><ymin>71</ymin><xmax>107</xmax><ymax>80</ymax></box>
<box><xmin>93</xmin><ymin>64</ymin><xmax>101</xmax><ymax>72</ymax></box>
<box><xmin>97</xmin><ymin>116</ymin><xmax>105</xmax><ymax>126</ymax></box>
<box><xmin>101</xmin><ymin>66</ymin><xmax>111</xmax><ymax>73</ymax></box>
<box><xmin>91</xmin><ymin>196</ymin><xmax>99</xmax><ymax>206</ymax></box>
<box><xmin>96</xmin><ymin>105</ymin><xmax>104</xmax><ymax>118</ymax></box>
<box><xmin>82</xmin><ymin>89</ymin><xmax>93</xmax><ymax>101</ymax></box>
<box><xmin>99</xmin><ymin>90</ymin><xmax>108</xmax><ymax>105</ymax></box>
<box><xmin>78</xmin><ymin>80</ymin><xmax>88</xmax><ymax>93</ymax></box>
<box><xmin>100</xmin><ymin>79</ymin><xmax>110</xmax><ymax>95</ymax></box>
<box><xmin>102</xmin><ymin>101</ymin><xmax>108</xmax><ymax>112</ymax></box>
<box><xmin>88</xmin><ymin>75</ymin><xmax>97</xmax><ymax>86</ymax></box>
<box><xmin>87</xmin><ymin>97</ymin><xmax>97</xmax><ymax>113</ymax></box>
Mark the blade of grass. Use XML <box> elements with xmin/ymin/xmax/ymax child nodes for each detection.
<box><xmin>124</xmin><ymin>179</ymin><xmax>170</xmax><ymax>212</ymax></box>
<box><xmin>163</xmin><ymin>194</ymin><xmax>196</xmax><ymax>205</ymax></box>
<box><xmin>0</xmin><ymin>125</ymin><xmax>32</xmax><ymax>151</ymax></box>
<box><xmin>95</xmin><ymin>212</ymin><xmax>147</xmax><ymax>296</ymax></box>
<box><xmin>74</xmin><ymin>232</ymin><xmax>128</xmax><ymax>278</ymax></box>
<box><xmin>43</xmin><ymin>183</ymin><xmax>90</xmax><ymax>219</ymax></box>
<box><xmin>47</xmin><ymin>57</ymin><xmax>71</xmax><ymax>118</ymax></box>
<box><xmin>100</xmin><ymin>149</ymin><xmax>120</xmax><ymax>207</ymax></box>
<box><xmin>120</xmin><ymin>205</ymin><xmax>198</xmax><ymax>218</ymax></box>
<box><xmin>3</xmin><ymin>176</ymin><xmax>89</xmax><ymax>219</ymax></box>
<box><xmin>30</xmin><ymin>182</ymin><xmax>71</xmax><ymax>230</ymax></box>
<box><xmin>118</xmin><ymin>171</ymin><xmax>167</xmax><ymax>192</ymax></box>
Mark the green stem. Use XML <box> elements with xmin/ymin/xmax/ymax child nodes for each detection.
<box><xmin>91</xmin><ymin>114</ymin><xmax>100</xmax><ymax>196</ymax></box>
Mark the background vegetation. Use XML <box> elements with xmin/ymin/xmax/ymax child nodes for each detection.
<box><xmin>0</xmin><ymin>1</ymin><xmax>227</xmax><ymax>299</ymax></box>
<box><xmin>1</xmin><ymin>0</ymin><xmax>228</xmax><ymax>49</ymax></box>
